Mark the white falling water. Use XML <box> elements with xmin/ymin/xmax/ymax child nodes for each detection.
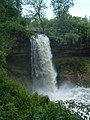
<box><xmin>31</xmin><ymin>34</ymin><xmax>57</xmax><ymax>93</ymax></box>
<box><xmin>31</xmin><ymin>34</ymin><xmax>90</xmax><ymax>120</ymax></box>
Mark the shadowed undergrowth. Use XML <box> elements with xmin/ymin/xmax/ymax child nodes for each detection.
<box><xmin>0</xmin><ymin>68</ymin><xmax>83</xmax><ymax>120</ymax></box>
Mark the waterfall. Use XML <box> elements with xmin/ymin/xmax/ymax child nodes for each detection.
<box><xmin>31</xmin><ymin>34</ymin><xmax>57</xmax><ymax>92</ymax></box>
<box><xmin>30</xmin><ymin>34</ymin><xmax>90</xmax><ymax>102</ymax></box>
<box><xmin>31</xmin><ymin>34</ymin><xmax>90</xmax><ymax>119</ymax></box>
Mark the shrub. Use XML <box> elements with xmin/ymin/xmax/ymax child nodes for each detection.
<box><xmin>0</xmin><ymin>68</ymin><xmax>83</xmax><ymax>120</ymax></box>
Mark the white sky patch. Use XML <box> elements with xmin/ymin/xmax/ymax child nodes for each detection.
<box><xmin>22</xmin><ymin>0</ymin><xmax>90</xmax><ymax>19</ymax></box>
<box><xmin>22</xmin><ymin>4</ymin><xmax>30</xmax><ymax>17</ymax></box>
<box><xmin>69</xmin><ymin>0</ymin><xmax>90</xmax><ymax>18</ymax></box>
<box><xmin>22</xmin><ymin>0</ymin><xmax>54</xmax><ymax>19</ymax></box>
<box><xmin>45</xmin><ymin>7</ymin><xmax>54</xmax><ymax>20</ymax></box>
<box><xmin>44</xmin><ymin>0</ymin><xmax>54</xmax><ymax>19</ymax></box>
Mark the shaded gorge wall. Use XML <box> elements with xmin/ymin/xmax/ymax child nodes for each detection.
<box><xmin>6</xmin><ymin>32</ymin><xmax>32</xmax><ymax>91</ymax></box>
<box><xmin>6</xmin><ymin>33</ymin><xmax>90</xmax><ymax>91</ymax></box>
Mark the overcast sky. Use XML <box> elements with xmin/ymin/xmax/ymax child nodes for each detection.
<box><xmin>22</xmin><ymin>0</ymin><xmax>90</xmax><ymax>19</ymax></box>
<box><xmin>69</xmin><ymin>0</ymin><xmax>90</xmax><ymax>18</ymax></box>
<box><xmin>45</xmin><ymin>0</ymin><xmax>90</xmax><ymax>19</ymax></box>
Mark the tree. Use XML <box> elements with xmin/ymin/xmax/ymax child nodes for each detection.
<box><xmin>51</xmin><ymin>0</ymin><xmax>74</xmax><ymax>17</ymax></box>
<box><xmin>25</xmin><ymin>0</ymin><xmax>46</xmax><ymax>32</ymax></box>
<box><xmin>0</xmin><ymin>0</ymin><xmax>23</xmax><ymax>66</ymax></box>
<box><xmin>0</xmin><ymin>0</ymin><xmax>22</xmax><ymax>22</ymax></box>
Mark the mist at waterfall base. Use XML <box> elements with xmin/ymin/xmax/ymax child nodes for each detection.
<box><xmin>31</xmin><ymin>34</ymin><xmax>90</xmax><ymax>119</ymax></box>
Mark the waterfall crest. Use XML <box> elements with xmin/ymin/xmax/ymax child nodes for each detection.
<box><xmin>31</xmin><ymin>34</ymin><xmax>57</xmax><ymax>92</ymax></box>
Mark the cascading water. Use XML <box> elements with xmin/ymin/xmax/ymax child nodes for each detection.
<box><xmin>31</xmin><ymin>34</ymin><xmax>57</xmax><ymax>92</ymax></box>
<box><xmin>31</xmin><ymin>34</ymin><xmax>90</xmax><ymax>120</ymax></box>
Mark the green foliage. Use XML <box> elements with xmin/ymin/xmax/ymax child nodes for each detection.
<box><xmin>44</xmin><ymin>15</ymin><xmax>90</xmax><ymax>48</ymax></box>
<box><xmin>0</xmin><ymin>50</ymin><xmax>7</xmax><ymax>66</ymax></box>
<box><xmin>0</xmin><ymin>0</ymin><xmax>31</xmax><ymax>66</ymax></box>
<box><xmin>51</xmin><ymin>0</ymin><xmax>74</xmax><ymax>17</ymax></box>
<box><xmin>25</xmin><ymin>0</ymin><xmax>46</xmax><ymax>32</ymax></box>
<box><xmin>0</xmin><ymin>69</ymin><xmax>83</xmax><ymax>120</ymax></box>
<box><xmin>0</xmin><ymin>0</ymin><xmax>23</xmax><ymax>66</ymax></box>
<box><xmin>0</xmin><ymin>0</ymin><xmax>21</xmax><ymax>22</ymax></box>
<box><xmin>0</xmin><ymin>1</ymin><xmax>89</xmax><ymax>119</ymax></box>
<box><xmin>28</xmin><ymin>0</ymin><xmax>46</xmax><ymax>19</ymax></box>
<box><xmin>0</xmin><ymin>17</ymin><xmax>34</xmax><ymax>66</ymax></box>
<box><xmin>0</xmin><ymin>21</ymin><xmax>21</xmax><ymax>65</ymax></box>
